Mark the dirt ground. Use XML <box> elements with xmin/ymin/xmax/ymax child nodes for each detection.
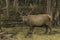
<box><xmin>0</xmin><ymin>25</ymin><xmax>60</xmax><ymax>40</ymax></box>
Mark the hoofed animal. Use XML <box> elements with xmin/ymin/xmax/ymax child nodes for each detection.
<box><xmin>22</xmin><ymin>14</ymin><xmax>52</xmax><ymax>37</ymax></box>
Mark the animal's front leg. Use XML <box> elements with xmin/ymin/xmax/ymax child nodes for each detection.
<box><xmin>25</xmin><ymin>26</ymin><xmax>35</xmax><ymax>38</ymax></box>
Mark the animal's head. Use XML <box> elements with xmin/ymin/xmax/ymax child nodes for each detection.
<box><xmin>21</xmin><ymin>16</ymin><xmax>28</xmax><ymax>24</ymax></box>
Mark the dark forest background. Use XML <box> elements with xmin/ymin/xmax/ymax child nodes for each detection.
<box><xmin>0</xmin><ymin>0</ymin><xmax>60</xmax><ymax>27</ymax></box>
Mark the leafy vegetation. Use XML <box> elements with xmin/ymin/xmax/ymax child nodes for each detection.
<box><xmin>0</xmin><ymin>26</ymin><xmax>60</xmax><ymax>40</ymax></box>
<box><xmin>0</xmin><ymin>0</ymin><xmax>60</xmax><ymax>40</ymax></box>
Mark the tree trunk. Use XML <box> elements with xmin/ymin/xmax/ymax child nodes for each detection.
<box><xmin>6</xmin><ymin>0</ymin><xmax>9</xmax><ymax>20</ymax></box>
<box><xmin>51</xmin><ymin>0</ymin><xmax>57</xmax><ymax>26</ymax></box>
<box><xmin>47</xmin><ymin>0</ymin><xmax>51</xmax><ymax>14</ymax></box>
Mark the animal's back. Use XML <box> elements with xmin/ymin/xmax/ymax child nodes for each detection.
<box><xmin>27</xmin><ymin>14</ymin><xmax>51</xmax><ymax>26</ymax></box>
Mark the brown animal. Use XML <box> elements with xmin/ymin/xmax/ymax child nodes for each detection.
<box><xmin>22</xmin><ymin>14</ymin><xmax>52</xmax><ymax>37</ymax></box>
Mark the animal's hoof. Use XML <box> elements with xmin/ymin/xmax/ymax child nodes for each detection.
<box><xmin>48</xmin><ymin>32</ymin><xmax>52</xmax><ymax>35</ymax></box>
<box><xmin>25</xmin><ymin>34</ymin><xmax>32</xmax><ymax>38</ymax></box>
<box><xmin>44</xmin><ymin>32</ymin><xmax>52</xmax><ymax>35</ymax></box>
<box><xmin>25</xmin><ymin>33</ymin><xmax>32</xmax><ymax>38</ymax></box>
<box><xmin>44</xmin><ymin>32</ymin><xmax>47</xmax><ymax>34</ymax></box>
<box><xmin>44</xmin><ymin>32</ymin><xmax>49</xmax><ymax>34</ymax></box>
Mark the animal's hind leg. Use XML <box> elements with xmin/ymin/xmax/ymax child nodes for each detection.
<box><xmin>48</xmin><ymin>25</ymin><xmax>52</xmax><ymax>34</ymax></box>
<box><xmin>44</xmin><ymin>24</ymin><xmax>49</xmax><ymax>34</ymax></box>
<box><xmin>45</xmin><ymin>24</ymin><xmax>52</xmax><ymax>34</ymax></box>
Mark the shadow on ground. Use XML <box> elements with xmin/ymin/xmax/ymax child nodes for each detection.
<box><xmin>24</xmin><ymin>27</ymin><xmax>60</xmax><ymax>38</ymax></box>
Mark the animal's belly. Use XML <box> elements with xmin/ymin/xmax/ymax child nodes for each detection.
<box><xmin>29</xmin><ymin>20</ymin><xmax>46</xmax><ymax>26</ymax></box>
<box><xmin>31</xmin><ymin>24</ymin><xmax>45</xmax><ymax>27</ymax></box>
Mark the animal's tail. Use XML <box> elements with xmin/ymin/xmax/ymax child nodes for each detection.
<box><xmin>47</xmin><ymin>14</ymin><xmax>52</xmax><ymax>21</ymax></box>
<box><xmin>47</xmin><ymin>14</ymin><xmax>53</xmax><ymax>27</ymax></box>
